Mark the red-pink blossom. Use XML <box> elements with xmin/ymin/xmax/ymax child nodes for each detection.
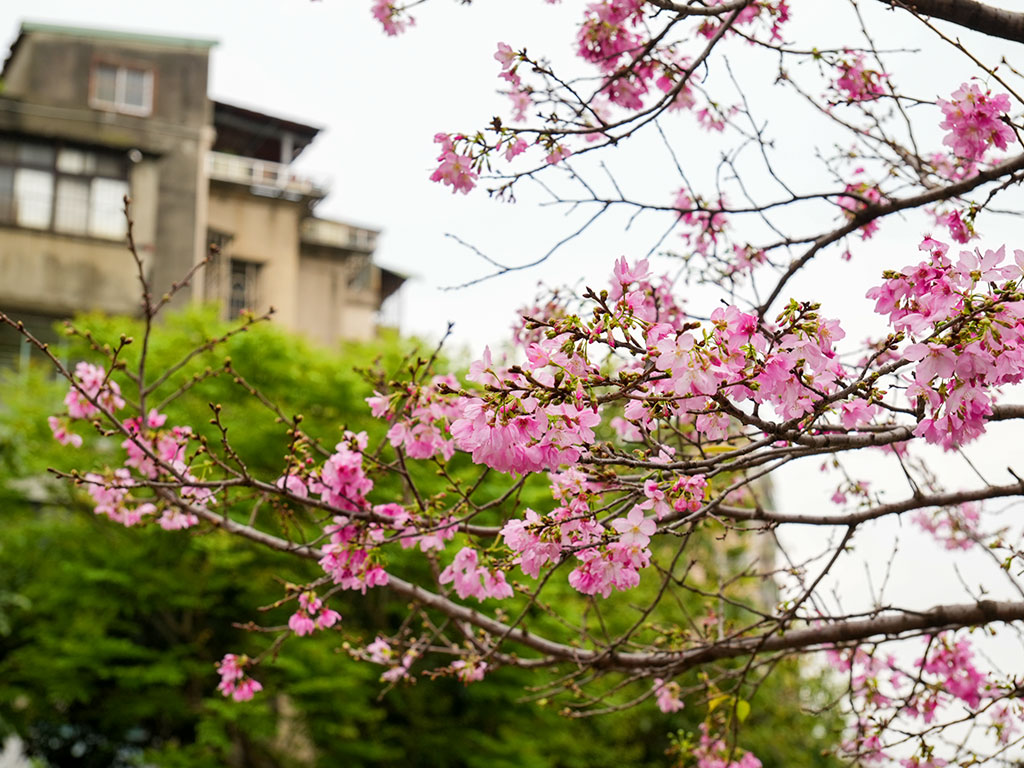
<box><xmin>216</xmin><ymin>653</ymin><xmax>263</xmax><ymax>702</ymax></box>
<box><xmin>833</xmin><ymin>53</ymin><xmax>888</xmax><ymax>102</ymax></box>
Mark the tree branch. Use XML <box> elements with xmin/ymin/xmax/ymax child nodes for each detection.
<box><xmin>645</xmin><ymin>0</ymin><xmax>750</xmax><ymax>16</ymax></box>
<box><xmin>884</xmin><ymin>0</ymin><xmax>1024</xmax><ymax>44</ymax></box>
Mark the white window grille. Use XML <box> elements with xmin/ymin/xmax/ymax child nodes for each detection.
<box><xmin>91</xmin><ymin>64</ymin><xmax>154</xmax><ymax>117</ymax></box>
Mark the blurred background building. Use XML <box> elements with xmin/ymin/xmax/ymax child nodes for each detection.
<box><xmin>0</xmin><ymin>22</ymin><xmax>404</xmax><ymax>368</ymax></box>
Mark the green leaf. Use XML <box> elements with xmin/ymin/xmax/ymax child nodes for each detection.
<box><xmin>736</xmin><ymin>699</ymin><xmax>751</xmax><ymax>723</ymax></box>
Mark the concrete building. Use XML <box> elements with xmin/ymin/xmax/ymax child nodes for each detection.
<box><xmin>0</xmin><ymin>22</ymin><xmax>403</xmax><ymax>367</ymax></box>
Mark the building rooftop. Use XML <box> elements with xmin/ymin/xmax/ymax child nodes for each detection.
<box><xmin>213</xmin><ymin>101</ymin><xmax>321</xmax><ymax>163</ymax></box>
<box><xmin>3</xmin><ymin>21</ymin><xmax>218</xmax><ymax>77</ymax></box>
<box><xmin>20</xmin><ymin>21</ymin><xmax>216</xmax><ymax>49</ymax></box>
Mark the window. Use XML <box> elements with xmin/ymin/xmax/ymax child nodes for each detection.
<box><xmin>0</xmin><ymin>136</ymin><xmax>130</xmax><ymax>240</ymax></box>
<box><xmin>0</xmin><ymin>311</ymin><xmax>66</xmax><ymax>372</ymax></box>
<box><xmin>228</xmin><ymin>260</ymin><xmax>261</xmax><ymax>318</ymax></box>
<box><xmin>91</xmin><ymin>63</ymin><xmax>154</xmax><ymax>116</ymax></box>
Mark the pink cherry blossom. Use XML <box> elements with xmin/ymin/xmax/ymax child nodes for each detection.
<box><xmin>451</xmin><ymin>658</ymin><xmax>488</xmax><ymax>683</ymax></box>
<box><xmin>945</xmin><ymin>209</ymin><xmax>974</xmax><ymax>243</ymax></box>
<box><xmin>833</xmin><ymin>53</ymin><xmax>888</xmax><ymax>102</ymax></box>
<box><xmin>439</xmin><ymin>547</ymin><xmax>513</xmax><ymax>601</ymax></box>
<box><xmin>611</xmin><ymin>505</ymin><xmax>655</xmax><ymax>548</ymax></box>
<box><xmin>653</xmin><ymin>678</ymin><xmax>684</xmax><ymax>713</ymax></box>
<box><xmin>938</xmin><ymin>82</ymin><xmax>1014</xmax><ymax>162</ymax></box>
<box><xmin>370</xmin><ymin>0</ymin><xmax>413</xmax><ymax>35</ymax></box>
<box><xmin>289</xmin><ymin>591</ymin><xmax>341</xmax><ymax>636</ymax></box>
<box><xmin>48</xmin><ymin>416</ymin><xmax>82</xmax><ymax>447</ymax></box>
<box><xmin>63</xmin><ymin>362</ymin><xmax>125</xmax><ymax>419</ymax></box>
<box><xmin>216</xmin><ymin>653</ymin><xmax>263</xmax><ymax>702</ymax></box>
<box><xmin>430</xmin><ymin>133</ymin><xmax>478</xmax><ymax>194</ymax></box>
<box><xmin>545</xmin><ymin>144</ymin><xmax>571</xmax><ymax>165</ymax></box>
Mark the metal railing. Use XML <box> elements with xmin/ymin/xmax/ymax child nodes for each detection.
<box><xmin>206</xmin><ymin>151</ymin><xmax>327</xmax><ymax>198</ymax></box>
<box><xmin>299</xmin><ymin>216</ymin><xmax>377</xmax><ymax>252</ymax></box>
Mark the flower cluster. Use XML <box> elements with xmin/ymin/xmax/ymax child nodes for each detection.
<box><xmin>319</xmin><ymin>516</ymin><xmax>390</xmax><ymax>593</ymax></box>
<box><xmin>288</xmin><ymin>591</ymin><xmax>341</xmax><ymax>636</ymax></box>
<box><xmin>48</xmin><ymin>416</ymin><xmax>82</xmax><ymax>447</ymax></box>
<box><xmin>868</xmin><ymin>239</ymin><xmax>1024</xmax><ymax>449</ymax></box>
<box><xmin>370</xmin><ymin>0</ymin><xmax>413</xmax><ymax>36</ymax></box>
<box><xmin>424</xmin><ymin>0</ymin><xmax>794</xmax><ymax>195</ymax></box>
<box><xmin>53</xmin><ymin>368</ymin><xmax>208</xmax><ymax>530</ymax></box>
<box><xmin>500</xmin><ymin>508</ymin><xmax>563</xmax><ymax>578</ymax></box>
<box><xmin>319</xmin><ymin>431</ymin><xmax>374</xmax><ymax>512</ymax></box>
<box><xmin>675</xmin><ymin>187</ymin><xmax>729</xmax><ymax>257</ymax></box>
<box><xmin>49</xmin><ymin>363</ymin><xmax>124</xmax><ymax>445</ymax></box>
<box><xmin>369</xmin><ymin>374</ymin><xmax>462</xmax><ymax>461</ymax></box>
<box><xmin>429</xmin><ymin>133</ymin><xmax>478</xmax><ymax>195</ymax></box>
<box><xmin>944</xmin><ymin>209</ymin><xmax>975</xmax><ymax>244</ymax></box>
<box><xmin>838</xmin><ymin>179</ymin><xmax>883</xmax><ymax>240</ymax></box>
<box><xmin>829</xmin><ymin>634</ymin><xmax>1012</xmax><ymax>764</ymax></box>
<box><xmin>361</xmin><ymin>637</ymin><xmax>418</xmax><ymax>684</ymax></box>
<box><xmin>494</xmin><ymin>42</ymin><xmax>532</xmax><ymax>121</ymax></box>
<box><xmin>919</xmin><ymin>635</ymin><xmax>990</xmax><ymax>710</ymax></box>
<box><xmin>697</xmin><ymin>0</ymin><xmax>790</xmax><ymax>43</ymax></box>
<box><xmin>450</xmin><ymin>657</ymin><xmax>488</xmax><ymax>684</ymax></box>
<box><xmin>498</xmin><ymin>470</ymin><xmax>656</xmax><ymax>599</ymax></box>
<box><xmin>216</xmin><ymin>653</ymin><xmax>263</xmax><ymax>702</ymax></box>
<box><xmin>376</xmin><ymin>502</ymin><xmax>458</xmax><ymax>553</ymax></box>
<box><xmin>653</xmin><ymin>678</ymin><xmax>685</xmax><ymax>713</ymax></box>
<box><xmin>690</xmin><ymin>723</ymin><xmax>762</xmax><ymax>768</ymax></box>
<box><xmin>438</xmin><ymin>547</ymin><xmax>514</xmax><ymax>601</ymax></box>
<box><xmin>576</xmin><ymin>0</ymin><xmax>645</xmax><ymax>75</ymax></box>
<box><xmin>938</xmin><ymin>82</ymin><xmax>1014</xmax><ymax>163</ymax></box>
<box><xmin>449</xmin><ymin>346</ymin><xmax>602</xmax><ymax>475</ymax></box>
<box><xmin>913</xmin><ymin>502</ymin><xmax>981</xmax><ymax>550</ymax></box>
<box><xmin>64</xmin><ymin>361</ymin><xmax>126</xmax><ymax>419</ymax></box>
<box><xmin>833</xmin><ymin>53</ymin><xmax>888</xmax><ymax>103</ymax></box>
<box><xmin>84</xmin><ymin>470</ymin><xmax>156</xmax><ymax>528</ymax></box>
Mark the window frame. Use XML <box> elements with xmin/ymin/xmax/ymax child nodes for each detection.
<box><xmin>89</xmin><ymin>60</ymin><xmax>155</xmax><ymax>117</ymax></box>
<box><xmin>0</xmin><ymin>134</ymin><xmax>132</xmax><ymax>242</ymax></box>
<box><xmin>227</xmin><ymin>258</ymin><xmax>262</xmax><ymax>319</ymax></box>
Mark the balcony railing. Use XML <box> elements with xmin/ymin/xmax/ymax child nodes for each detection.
<box><xmin>207</xmin><ymin>151</ymin><xmax>327</xmax><ymax>199</ymax></box>
<box><xmin>300</xmin><ymin>217</ymin><xmax>377</xmax><ymax>252</ymax></box>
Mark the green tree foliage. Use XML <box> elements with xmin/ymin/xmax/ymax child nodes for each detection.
<box><xmin>0</xmin><ymin>309</ymin><xmax>843</xmax><ymax>767</ymax></box>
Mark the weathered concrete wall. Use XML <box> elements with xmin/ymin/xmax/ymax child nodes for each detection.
<box><xmin>0</xmin><ymin>227</ymin><xmax>139</xmax><ymax>316</ymax></box>
<box><xmin>295</xmin><ymin>251</ymin><xmax>343</xmax><ymax>346</ymax></box>
<box><xmin>296</xmin><ymin>249</ymin><xmax>383</xmax><ymax>344</ymax></box>
<box><xmin>3</xmin><ymin>33</ymin><xmax>210</xmax><ymax>128</ymax></box>
<box><xmin>339</xmin><ymin>301</ymin><xmax>378</xmax><ymax>343</ymax></box>
<box><xmin>129</xmin><ymin>156</ymin><xmax>160</xmax><ymax>284</ymax></box>
<box><xmin>0</xmin><ymin>30</ymin><xmax>212</xmax><ymax>305</ymax></box>
<box><xmin>206</xmin><ymin>185</ymin><xmax>302</xmax><ymax>328</ymax></box>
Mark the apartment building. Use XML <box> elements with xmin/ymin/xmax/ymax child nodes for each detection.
<box><xmin>0</xmin><ymin>22</ymin><xmax>403</xmax><ymax>367</ymax></box>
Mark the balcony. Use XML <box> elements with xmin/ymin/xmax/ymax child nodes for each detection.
<box><xmin>300</xmin><ymin>216</ymin><xmax>378</xmax><ymax>252</ymax></box>
<box><xmin>206</xmin><ymin>151</ymin><xmax>327</xmax><ymax>200</ymax></box>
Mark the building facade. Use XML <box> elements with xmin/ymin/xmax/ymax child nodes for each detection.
<box><xmin>0</xmin><ymin>22</ymin><xmax>402</xmax><ymax>366</ymax></box>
